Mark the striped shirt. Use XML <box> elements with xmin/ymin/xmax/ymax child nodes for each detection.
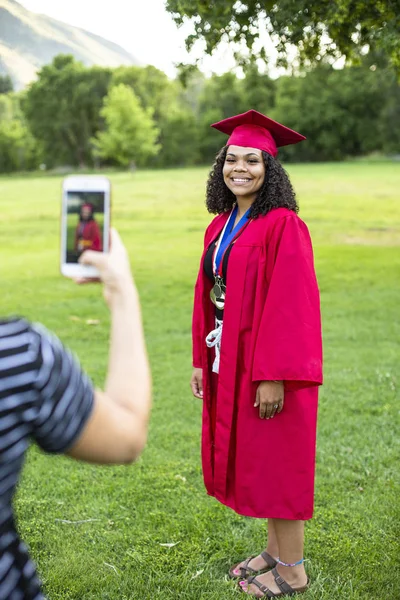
<box><xmin>0</xmin><ymin>318</ymin><xmax>94</xmax><ymax>600</ymax></box>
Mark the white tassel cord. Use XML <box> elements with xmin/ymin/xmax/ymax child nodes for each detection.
<box><xmin>206</xmin><ymin>319</ymin><xmax>223</xmax><ymax>374</ymax></box>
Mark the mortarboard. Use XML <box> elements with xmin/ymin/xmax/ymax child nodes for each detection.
<box><xmin>211</xmin><ymin>110</ymin><xmax>306</xmax><ymax>157</ymax></box>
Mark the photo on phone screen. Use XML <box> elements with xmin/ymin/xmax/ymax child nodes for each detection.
<box><xmin>66</xmin><ymin>192</ymin><xmax>105</xmax><ymax>264</ymax></box>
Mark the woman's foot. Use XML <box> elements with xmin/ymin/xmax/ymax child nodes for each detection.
<box><xmin>230</xmin><ymin>550</ymin><xmax>278</xmax><ymax>578</ymax></box>
<box><xmin>239</xmin><ymin>565</ymin><xmax>308</xmax><ymax>597</ymax></box>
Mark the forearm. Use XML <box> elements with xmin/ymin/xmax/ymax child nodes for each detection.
<box><xmin>105</xmin><ymin>281</ymin><xmax>151</xmax><ymax>424</ymax></box>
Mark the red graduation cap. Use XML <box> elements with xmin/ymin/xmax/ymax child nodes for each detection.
<box><xmin>82</xmin><ymin>203</ymin><xmax>93</xmax><ymax>210</ymax></box>
<box><xmin>211</xmin><ymin>109</ymin><xmax>306</xmax><ymax>157</ymax></box>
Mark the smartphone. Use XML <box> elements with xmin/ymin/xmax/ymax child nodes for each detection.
<box><xmin>60</xmin><ymin>175</ymin><xmax>111</xmax><ymax>279</ymax></box>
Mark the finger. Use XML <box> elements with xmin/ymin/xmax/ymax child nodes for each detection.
<box><xmin>259</xmin><ymin>402</ymin><xmax>267</xmax><ymax>419</ymax></box>
<box><xmin>79</xmin><ymin>250</ymin><xmax>107</xmax><ymax>269</ymax></box>
<box><xmin>109</xmin><ymin>228</ymin><xmax>124</xmax><ymax>254</ymax></box>
<box><xmin>254</xmin><ymin>388</ymin><xmax>260</xmax><ymax>408</ymax></box>
<box><xmin>74</xmin><ymin>277</ymin><xmax>101</xmax><ymax>285</ymax></box>
<box><xmin>190</xmin><ymin>380</ymin><xmax>202</xmax><ymax>399</ymax></box>
<box><xmin>270</xmin><ymin>404</ymin><xmax>279</xmax><ymax>419</ymax></box>
<box><xmin>198</xmin><ymin>376</ymin><xmax>203</xmax><ymax>397</ymax></box>
<box><xmin>277</xmin><ymin>399</ymin><xmax>284</xmax><ymax>413</ymax></box>
<box><xmin>265</xmin><ymin>402</ymin><xmax>274</xmax><ymax>420</ymax></box>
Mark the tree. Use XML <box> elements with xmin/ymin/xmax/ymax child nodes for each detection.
<box><xmin>0</xmin><ymin>119</ymin><xmax>39</xmax><ymax>172</ymax></box>
<box><xmin>92</xmin><ymin>84</ymin><xmax>160</xmax><ymax>167</ymax></box>
<box><xmin>270</xmin><ymin>62</ymin><xmax>398</xmax><ymax>161</ymax></box>
<box><xmin>0</xmin><ymin>75</ymin><xmax>13</xmax><ymax>94</ymax></box>
<box><xmin>153</xmin><ymin>108</ymin><xmax>200</xmax><ymax>167</ymax></box>
<box><xmin>111</xmin><ymin>65</ymin><xmax>179</xmax><ymax>122</ymax></box>
<box><xmin>165</xmin><ymin>1</ymin><xmax>400</xmax><ymax>73</ymax></box>
<box><xmin>0</xmin><ymin>92</ymin><xmax>41</xmax><ymax>172</ymax></box>
<box><xmin>23</xmin><ymin>55</ymin><xmax>111</xmax><ymax>167</ymax></box>
<box><xmin>241</xmin><ymin>64</ymin><xmax>276</xmax><ymax>114</ymax></box>
<box><xmin>112</xmin><ymin>65</ymin><xmax>207</xmax><ymax>166</ymax></box>
<box><xmin>195</xmin><ymin>72</ymin><xmax>248</xmax><ymax>162</ymax></box>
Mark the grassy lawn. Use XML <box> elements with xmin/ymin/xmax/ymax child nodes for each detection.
<box><xmin>0</xmin><ymin>162</ymin><xmax>399</xmax><ymax>599</ymax></box>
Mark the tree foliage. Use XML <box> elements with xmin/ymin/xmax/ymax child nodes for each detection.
<box><xmin>0</xmin><ymin>93</ymin><xmax>41</xmax><ymax>172</ymax></box>
<box><xmin>0</xmin><ymin>75</ymin><xmax>13</xmax><ymax>94</ymax></box>
<box><xmin>271</xmin><ymin>58</ymin><xmax>399</xmax><ymax>161</ymax></box>
<box><xmin>165</xmin><ymin>0</ymin><xmax>400</xmax><ymax>73</ymax></box>
<box><xmin>0</xmin><ymin>52</ymin><xmax>398</xmax><ymax>173</ymax></box>
<box><xmin>92</xmin><ymin>84</ymin><xmax>160</xmax><ymax>167</ymax></box>
<box><xmin>23</xmin><ymin>55</ymin><xmax>111</xmax><ymax>167</ymax></box>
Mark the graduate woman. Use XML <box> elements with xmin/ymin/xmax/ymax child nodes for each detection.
<box><xmin>191</xmin><ymin>110</ymin><xmax>323</xmax><ymax>598</ymax></box>
<box><xmin>75</xmin><ymin>202</ymin><xmax>102</xmax><ymax>254</ymax></box>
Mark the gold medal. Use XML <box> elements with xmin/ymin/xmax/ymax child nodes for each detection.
<box><xmin>210</xmin><ymin>276</ymin><xmax>226</xmax><ymax>309</ymax></box>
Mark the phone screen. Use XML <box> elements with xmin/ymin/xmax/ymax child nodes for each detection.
<box><xmin>66</xmin><ymin>191</ymin><xmax>105</xmax><ymax>264</ymax></box>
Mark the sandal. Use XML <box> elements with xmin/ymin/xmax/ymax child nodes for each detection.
<box><xmin>229</xmin><ymin>551</ymin><xmax>277</xmax><ymax>579</ymax></box>
<box><xmin>240</xmin><ymin>567</ymin><xmax>310</xmax><ymax>597</ymax></box>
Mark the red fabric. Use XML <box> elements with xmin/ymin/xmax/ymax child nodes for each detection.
<box><xmin>192</xmin><ymin>208</ymin><xmax>323</xmax><ymax>520</ymax></box>
<box><xmin>211</xmin><ymin>110</ymin><xmax>306</xmax><ymax>157</ymax></box>
<box><xmin>75</xmin><ymin>220</ymin><xmax>102</xmax><ymax>252</ymax></box>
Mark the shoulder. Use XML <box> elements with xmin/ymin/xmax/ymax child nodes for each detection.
<box><xmin>204</xmin><ymin>212</ymin><xmax>230</xmax><ymax>243</ymax></box>
<box><xmin>0</xmin><ymin>318</ymin><xmax>44</xmax><ymax>388</ymax></box>
<box><xmin>0</xmin><ymin>316</ymin><xmax>31</xmax><ymax>336</ymax></box>
<box><xmin>265</xmin><ymin>208</ymin><xmax>304</xmax><ymax>225</ymax></box>
<box><xmin>259</xmin><ymin>208</ymin><xmax>309</xmax><ymax>235</ymax></box>
<box><xmin>0</xmin><ymin>317</ymin><xmax>41</xmax><ymax>356</ymax></box>
<box><xmin>208</xmin><ymin>212</ymin><xmax>230</xmax><ymax>229</ymax></box>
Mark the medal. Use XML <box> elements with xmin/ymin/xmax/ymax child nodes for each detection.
<box><xmin>210</xmin><ymin>205</ymin><xmax>251</xmax><ymax>311</ymax></box>
<box><xmin>213</xmin><ymin>275</ymin><xmax>225</xmax><ymax>299</ymax></box>
<box><xmin>210</xmin><ymin>275</ymin><xmax>226</xmax><ymax>309</ymax></box>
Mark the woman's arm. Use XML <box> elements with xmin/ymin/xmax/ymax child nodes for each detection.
<box><xmin>67</xmin><ymin>230</ymin><xmax>151</xmax><ymax>464</ymax></box>
<box><xmin>252</xmin><ymin>213</ymin><xmax>323</xmax><ymax>390</ymax></box>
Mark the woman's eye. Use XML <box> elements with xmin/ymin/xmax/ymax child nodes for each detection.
<box><xmin>248</xmin><ymin>160</ymin><xmax>259</xmax><ymax>164</ymax></box>
<box><xmin>225</xmin><ymin>159</ymin><xmax>235</xmax><ymax>163</ymax></box>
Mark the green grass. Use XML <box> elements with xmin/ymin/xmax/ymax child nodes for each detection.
<box><xmin>0</xmin><ymin>162</ymin><xmax>399</xmax><ymax>600</ymax></box>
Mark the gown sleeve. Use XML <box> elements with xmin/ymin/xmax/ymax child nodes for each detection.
<box><xmin>192</xmin><ymin>270</ymin><xmax>203</xmax><ymax>369</ymax></box>
<box><xmin>252</xmin><ymin>213</ymin><xmax>323</xmax><ymax>391</ymax></box>
<box><xmin>192</xmin><ymin>223</ymin><xmax>212</xmax><ymax>369</ymax></box>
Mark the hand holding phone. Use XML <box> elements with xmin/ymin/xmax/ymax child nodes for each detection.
<box><xmin>61</xmin><ymin>175</ymin><xmax>111</xmax><ymax>279</ymax></box>
<box><xmin>77</xmin><ymin>229</ymin><xmax>135</xmax><ymax>308</ymax></box>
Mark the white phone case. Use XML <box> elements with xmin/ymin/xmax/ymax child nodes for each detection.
<box><xmin>60</xmin><ymin>175</ymin><xmax>111</xmax><ymax>279</ymax></box>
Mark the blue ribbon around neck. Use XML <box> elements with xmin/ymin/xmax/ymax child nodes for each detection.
<box><xmin>215</xmin><ymin>205</ymin><xmax>250</xmax><ymax>275</ymax></box>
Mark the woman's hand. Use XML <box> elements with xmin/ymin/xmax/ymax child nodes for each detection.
<box><xmin>77</xmin><ymin>229</ymin><xmax>135</xmax><ymax>308</ymax></box>
<box><xmin>190</xmin><ymin>368</ymin><xmax>203</xmax><ymax>399</ymax></box>
<box><xmin>254</xmin><ymin>381</ymin><xmax>284</xmax><ymax>419</ymax></box>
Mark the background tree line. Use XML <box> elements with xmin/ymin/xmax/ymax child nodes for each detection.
<box><xmin>0</xmin><ymin>52</ymin><xmax>398</xmax><ymax>173</ymax></box>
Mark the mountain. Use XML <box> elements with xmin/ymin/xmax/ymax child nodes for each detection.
<box><xmin>0</xmin><ymin>0</ymin><xmax>140</xmax><ymax>89</ymax></box>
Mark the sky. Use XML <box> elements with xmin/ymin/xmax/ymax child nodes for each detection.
<box><xmin>17</xmin><ymin>0</ymin><xmax>241</xmax><ymax>78</ymax></box>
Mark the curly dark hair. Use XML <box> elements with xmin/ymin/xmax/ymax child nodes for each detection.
<box><xmin>206</xmin><ymin>146</ymin><xmax>298</xmax><ymax>217</ymax></box>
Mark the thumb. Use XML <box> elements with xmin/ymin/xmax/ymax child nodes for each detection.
<box><xmin>254</xmin><ymin>388</ymin><xmax>260</xmax><ymax>408</ymax></box>
<box><xmin>79</xmin><ymin>250</ymin><xmax>106</xmax><ymax>269</ymax></box>
<box><xmin>109</xmin><ymin>228</ymin><xmax>123</xmax><ymax>249</ymax></box>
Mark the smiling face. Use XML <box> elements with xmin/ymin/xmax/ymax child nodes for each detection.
<box><xmin>81</xmin><ymin>205</ymin><xmax>92</xmax><ymax>221</ymax></box>
<box><xmin>222</xmin><ymin>146</ymin><xmax>266</xmax><ymax>202</ymax></box>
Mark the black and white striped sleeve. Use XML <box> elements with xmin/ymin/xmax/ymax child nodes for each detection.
<box><xmin>28</xmin><ymin>324</ymin><xmax>94</xmax><ymax>453</ymax></box>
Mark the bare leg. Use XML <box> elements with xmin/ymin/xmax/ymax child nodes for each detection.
<box><xmin>231</xmin><ymin>520</ymin><xmax>279</xmax><ymax>577</ymax></box>
<box><xmin>266</xmin><ymin>518</ymin><xmax>279</xmax><ymax>558</ymax></box>
<box><xmin>240</xmin><ymin>519</ymin><xmax>308</xmax><ymax>597</ymax></box>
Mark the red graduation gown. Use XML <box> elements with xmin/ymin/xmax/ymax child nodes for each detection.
<box><xmin>192</xmin><ymin>207</ymin><xmax>323</xmax><ymax>520</ymax></box>
<box><xmin>75</xmin><ymin>220</ymin><xmax>102</xmax><ymax>252</ymax></box>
